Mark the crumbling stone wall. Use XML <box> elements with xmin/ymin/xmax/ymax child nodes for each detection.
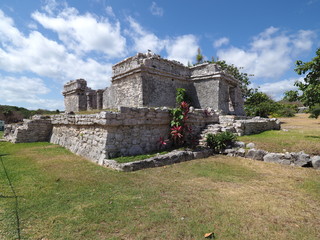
<box><xmin>4</xmin><ymin>115</ymin><xmax>52</xmax><ymax>143</ymax></box>
<box><xmin>4</xmin><ymin>108</ymin><xmax>281</xmax><ymax>166</ymax></box>
<box><xmin>49</xmin><ymin>107</ymin><xmax>219</xmax><ymax>163</ymax></box>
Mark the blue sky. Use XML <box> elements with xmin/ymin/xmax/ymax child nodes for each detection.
<box><xmin>0</xmin><ymin>0</ymin><xmax>319</xmax><ymax>110</ymax></box>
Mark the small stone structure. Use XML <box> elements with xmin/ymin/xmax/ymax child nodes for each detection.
<box><xmin>63</xmin><ymin>51</ymin><xmax>245</xmax><ymax>115</ymax></box>
<box><xmin>4</xmin><ymin>116</ymin><xmax>52</xmax><ymax>143</ymax></box>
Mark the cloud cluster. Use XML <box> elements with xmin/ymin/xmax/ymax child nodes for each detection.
<box><xmin>216</xmin><ymin>27</ymin><xmax>316</xmax><ymax>79</ymax></box>
<box><xmin>257</xmin><ymin>78</ymin><xmax>302</xmax><ymax>100</ymax></box>
<box><xmin>0</xmin><ymin>75</ymin><xmax>64</xmax><ymax>110</ymax></box>
<box><xmin>32</xmin><ymin>7</ymin><xmax>127</xmax><ymax>57</ymax></box>
<box><xmin>126</xmin><ymin>17</ymin><xmax>199</xmax><ymax>65</ymax></box>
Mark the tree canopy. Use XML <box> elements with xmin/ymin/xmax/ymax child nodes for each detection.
<box><xmin>294</xmin><ymin>48</ymin><xmax>320</xmax><ymax>107</ymax></box>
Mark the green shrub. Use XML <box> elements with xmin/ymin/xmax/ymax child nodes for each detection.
<box><xmin>272</xmin><ymin>104</ymin><xmax>297</xmax><ymax>117</ymax></box>
<box><xmin>205</xmin><ymin>132</ymin><xmax>237</xmax><ymax>153</ymax></box>
<box><xmin>309</xmin><ymin>105</ymin><xmax>320</xmax><ymax>119</ymax></box>
<box><xmin>244</xmin><ymin>92</ymin><xmax>280</xmax><ymax>118</ymax></box>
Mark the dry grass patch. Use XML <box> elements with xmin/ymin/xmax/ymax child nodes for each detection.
<box><xmin>239</xmin><ymin>113</ymin><xmax>320</xmax><ymax>155</ymax></box>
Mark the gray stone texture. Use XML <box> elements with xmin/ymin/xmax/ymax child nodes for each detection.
<box><xmin>103</xmin><ymin>149</ymin><xmax>213</xmax><ymax>172</ymax></box>
<box><xmin>245</xmin><ymin>149</ymin><xmax>267</xmax><ymax>161</ymax></box>
<box><xmin>4</xmin><ymin>115</ymin><xmax>52</xmax><ymax>143</ymax></box>
<box><xmin>311</xmin><ymin>156</ymin><xmax>320</xmax><ymax>169</ymax></box>
<box><xmin>64</xmin><ymin>52</ymin><xmax>246</xmax><ymax>115</ymax></box>
<box><xmin>49</xmin><ymin>107</ymin><xmax>219</xmax><ymax>162</ymax></box>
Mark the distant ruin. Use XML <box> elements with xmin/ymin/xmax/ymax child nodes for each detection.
<box><xmin>63</xmin><ymin>51</ymin><xmax>245</xmax><ymax>115</ymax></box>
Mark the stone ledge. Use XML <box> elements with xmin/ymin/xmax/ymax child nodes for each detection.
<box><xmin>222</xmin><ymin>142</ymin><xmax>320</xmax><ymax>170</ymax></box>
<box><xmin>103</xmin><ymin>149</ymin><xmax>214</xmax><ymax>172</ymax></box>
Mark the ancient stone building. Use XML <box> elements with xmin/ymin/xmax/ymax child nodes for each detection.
<box><xmin>63</xmin><ymin>52</ymin><xmax>245</xmax><ymax>115</ymax></box>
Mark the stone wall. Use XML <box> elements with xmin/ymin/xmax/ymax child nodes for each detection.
<box><xmin>233</xmin><ymin>117</ymin><xmax>280</xmax><ymax>136</ymax></box>
<box><xmin>4</xmin><ymin>115</ymin><xmax>52</xmax><ymax>143</ymax></box>
<box><xmin>3</xmin><ymin>107</ymin><xmax>281</xmax><ymax>167</ymax></box>
<box><xmin>49</xmin><ymin>107</ymin><xmax>219</xmax><ymax>163</ymax></box>
<box><xmin>103</xmin><ymin>73</ymin><xmax>143</xmax><ymax>109</ymax></box>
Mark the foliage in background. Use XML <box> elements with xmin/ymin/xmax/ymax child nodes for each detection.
<box><xmin>309</xmin><ymin>104</ymin><xmax>320</xmax><ymax>119</ymax></box>
<box><xmin>244</xmin><ymin>91</ymin><xmax>299</xmax><ymax>118</ymax></box>
<box><xmin>283</xmin><ymin>90</ymin><xmax>300</xmax><ymax>102</ymax></box>
<box><xmin>0</xmin><ymin>105</ymin><xmax>59</xmax><ymax>123</ymax></box>
<box><xmin>205</xmin><ymin>132</ymin><xmax>237</xmax><ymax>153</ymax></box>
<box><xmin>294</xmin><ymin>48</ymin><xmax>320</xmax><ymax>108</ymax></box>
<box><xmin>244</xmin><ymin>91</ymin><xmax>279</xmax><ymax>118</ymax></box>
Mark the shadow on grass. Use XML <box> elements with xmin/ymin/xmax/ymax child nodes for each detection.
<box><xmin>305</xmin><ymin>135</ymin><xmax>320</xmax><ymax>139</ymax></box>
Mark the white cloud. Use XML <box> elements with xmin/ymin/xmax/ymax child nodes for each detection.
<box><xmin>166</xmin><ymin>35</ymin><xmax>199</xmax><ymax>65</ymax></box>
<box><xmin>216</xmin><ymin>27</ymin><xmax>316</xmax><ymax>79</ymax></box>
<box><xmin>258</xmin><ymin>77</ymin><xmax>302</xmax><ymax>100</ymax></box>
<box><xmin>126</xmin><ymin>16</ymin><xmax>166</xmax><ymax>53</ymax></box>
<box><xmin>0</xmin><ymin>9</ymin><xmax>113</xmax><ymax>90</ymax></box>
<box><xmin>32</xmin><ymin>3</ymin><xmax>126</xmax><ymax>57</ymax></box>
<box><xmin>213</xmin><ymin>37</ymin><xmax>229</xmax><ymax>48</ymax></box>
<box><xmin>0</xmin><ymin>75</ymin><xmax>63</xmax><ymax>110</ymax></box>
<box><xmin>126</xmin><ymin>17</ymin><xmax>198</xmax><ymax>65</ymax></box>
<box><xmin>150</xmin><ymin>2</ymin><xmax>163</xmax><ymax>16</ymax></box>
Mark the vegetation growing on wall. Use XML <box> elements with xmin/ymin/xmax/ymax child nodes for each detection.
<box><xmin>169</xmin><ymin>88</ymin><xmax>192</xmax><ymax>146</ymax></box>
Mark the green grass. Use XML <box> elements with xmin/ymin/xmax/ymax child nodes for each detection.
<box><xmin>1</xmin><ymin>114</ymin><xmax>320</xmax><ymax>239</ymax></box>
<box><xmin>0</xmin><ymin>131</ymin><xmax>3</xmax><ymax>138</ymax></box>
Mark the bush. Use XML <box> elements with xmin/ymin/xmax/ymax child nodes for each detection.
<box><xmin>309</xmin><ymin>105</ymin><xmax>320</xmax><ymax>119</ymax></box>
<box><xmin>272</xmin><ymin>104</ymin><xmax>297</xmax><ymax>117</ymax></box>
<box><xmin>205</xmin><ymin>132</ymin><xmax>237</xmax><ymax>153</ymax></box>
<box><xmin>245</xmin><ymin>92</ymin><xmax>280</xmax><ymax>118</ymax></box>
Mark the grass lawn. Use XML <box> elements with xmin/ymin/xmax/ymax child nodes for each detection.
<box><xmin>0</xmin><ymin>115</ymin><xmax>320</xmax><ymax>239</ymax></box>
<box><xmin>239</xmin><ymin>114</ymin><xmax>320</xmax><ymax>155</ymax></box>
<box><xmin>0</xmin><ymin>131</ymin><xmax>3</xmax><ymax>139</ymax></box>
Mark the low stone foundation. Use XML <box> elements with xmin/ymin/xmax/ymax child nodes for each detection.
<box><xmin>4</xmin><ymin>115</ymin><xmax>52</xmax><ymax>143</ymax></box>
<box><xmin>4</xmin><ymin>107</ymin><xmax>281</xmax><ymax>167</ymax></box>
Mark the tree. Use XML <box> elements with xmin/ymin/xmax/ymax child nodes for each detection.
<box><xmin>244</xmin><ymin>91</ymin><xmax>280</xmax><ymax>118</ymax></box>
<box><xmin>294</xmin><ymin>48</ymin><xmax>320</xmax><ymax>107</ymax></box>
<box><xmin>196</xmin><ymin>48</ymin><xmax>203</xmax><ymax>64</ymax></box>
<box><xmin>283</xmin><ymin>90</ymin><xmax>299</xmax><ymax>102</ymax></box>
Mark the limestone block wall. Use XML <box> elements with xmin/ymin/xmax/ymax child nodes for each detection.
<box><xmin>49</xmin><ymin>107</ymin><xmax>219</xmax><ymax>163</ymax></box>
<box><xmin>4</xmin><ymin>115</ymin><xmax>52</xmax><ymax>143</ymax></box>
<box><xmin>141</xmin><ymin>72</ymin><xmax>195</xmax><ymax>108</ymax></box>
<box><xmin>233</xmin><ymin>117</ymin><xmax>281</xmax><ymax>136</ymax></box>
<box><xmin>103</xmin><ymin>73</ymin><xmax>143</xmax><ymax>109</ymax></box>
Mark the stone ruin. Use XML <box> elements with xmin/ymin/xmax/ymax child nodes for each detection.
<box><xmin>4</xmin><ymin>52</ymin><xmax>283</xmax><ymax>168</ymax></box>
<box><xmin>63</xmin><ymin>51</ymin><xmax>245</xmax><ymax>115</ymax></box>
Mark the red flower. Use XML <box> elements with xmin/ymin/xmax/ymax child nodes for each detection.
<box><xmin>171</xmin><ymin>126</ymin><xmax>183</xmax><ymax>138</ymax></box>
<box><xmin>158</xmin><ymin>137</ymin><xmax>168</xmax><ymax>146</ymax></box>
<box><xmin>180</xmin><ymin>101</ymin><xmax>189</xmax><ymax>110</ymax></box>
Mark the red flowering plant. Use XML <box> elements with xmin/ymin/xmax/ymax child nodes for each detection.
<box><xmin>169</xmin><ymin>93</ymin><xmax>192</xmax><ymax>146</ymax></box>
<box><xmin>158</xmin><ymin>137</ymin><xmax>169</xmax><ymax>150</ymax></box>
